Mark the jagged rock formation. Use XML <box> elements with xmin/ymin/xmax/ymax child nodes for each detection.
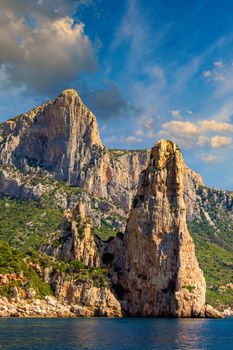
<box><xmin>52</xmin><ymin>279</ymin><xmax>122</xmax><ymax>317</ymax></box>
<box><xmin>122</xmin><ymin>140</ymin><xmax>219</xmax><ymax>317</ymax></box>
<box><xmin>0</xmin><ymin>89</ymin><xmax>149</xmax><ymax>211</ymax></box>
<box><xmin>56</xmin><ymin>204</ymin><xmax>100</xmax><ymax>267</ymax></box>
<box><xmin>0</xmin><ymin>88</ymin><xmax>206</xmax><ymax>215</ymax></box>
<box><xmin>0</xmin><ymin>89</ymin><xmax>103</xmax><ymax>181</ymax></box>
<box><xmin>0</xmin><ymin>89</ymin><xmax>228</xmax><ymax>317</ymax></box>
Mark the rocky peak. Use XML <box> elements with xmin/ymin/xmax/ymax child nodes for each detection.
<box><xmin>0</xmin><ymin>90</ymin><xmax>150</xmax><ymax>211</ymax></box>
<box><xmin>60</xmin><ymin>88</ymin><xmax>79</xmax><ymax>97</ymax></box>
<box><xmin>0</xmin><ymin>88</ymin><xmax>103</xmax><ymax>183</ymax></box>
<box><xmin>122</xmin><ymin>139</ymin><xmax>221</xmax><ymax>317</ymax></box>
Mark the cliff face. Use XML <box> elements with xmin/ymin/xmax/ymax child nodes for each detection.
<box><xmin>0</xmin><ymin>89</ymin><xmax>103</xmax><ymax>181</ymax></box>
<box><xmin>0</xmin><ymin>89</ymin><xmax>228</xmax><ymax>317</ymax></box>
<box><xmin>122</xmin><ymin>141</ymin><xmax>207</xmax><ymax>317</ymax></box>
<box><xmin>0</xmin><ymin>89</ymin><xmax>149</xmax><ymax>211</ymax></box>
<box><xmin>56</xmin><ymin>204</ymin><xmax>100</xmax><ymax>267</ymax></box>
<box><xmin>0</xmin><ymin>89</ymin><xmax>205</xmax><ymax>214</ymax></box>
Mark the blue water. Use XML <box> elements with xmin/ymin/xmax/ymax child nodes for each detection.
<box><xmin>0</xmin><ymin>317</ymin><xmax>232</xmax><ymax>350</ymax></box>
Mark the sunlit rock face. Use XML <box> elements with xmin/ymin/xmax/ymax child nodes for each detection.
<box><xmin>0</xmin><ymin>88</ymin><xmax>204</xmax><ymax>214</ymax></box>
<box><xmin>123</xmin><ymin>140</ymin><xmax>207</xmax><ymax>317</ymax></box>
<box><xmin>0</xmin><ymin>89</ymin><xmax>103</xmax><ymax>182</ymax></box>
<box><xmin>57</xmin><ymin>203</ymin><xmax>101</xmax><ymax>267</ymax></box>
<box><xmin>0</xmin><ymin>90</ymin><xmax>225</xmax><ymax>318</ymax></box>
<box><xmin>0</xmin><ymin>89</ymin><xmax>149</xmax><ymax>211</ymax></box>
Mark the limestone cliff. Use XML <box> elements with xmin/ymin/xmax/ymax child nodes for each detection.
<box><xmin>0</xmin><ymin>89</ymin><xmax>149</xmax><ymax>211</ymax></box>
<box><xmin>0</xmin><ymin>89</ymin><xmax>205</xmax><ymax>214</ymax></box>
<box><xmin>122</xmin><ymin>140</ymin><xmax>219</xmax><ymax>317</ymax></box>
<box><xmin>0</xmin><ymin>89</ymin><xmax>103</xmax><ymax>180</ymax></box>
<box><xmin>0</xmin><ymin>89</ymin><xmax>228</xmax><ymax>317</ymax></box>
<box><xmin>55</xmin><ymin>204</ymin><xmax>100</xmax><ymax>267</ymax></box>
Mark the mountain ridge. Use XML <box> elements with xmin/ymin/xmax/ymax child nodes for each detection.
<box><xmin>0</xmin><ymin>88</ymin><xmax>232</xmax><ymax>317</ymax></box>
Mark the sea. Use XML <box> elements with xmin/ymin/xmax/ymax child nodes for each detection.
<box><xmin>0</xmin><ymin>317</ymin><xmax>232</xmax><ymax>350</ymax></box>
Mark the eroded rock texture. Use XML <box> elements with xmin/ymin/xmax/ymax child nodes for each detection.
<box><xmin>123</xmin><ymin>140</ymin><xmax>207</xmax><ymax>317</ymax></box>
<box><xmin>0</xmin><ymin>90</ymin><xmax>225</xmax><ymax>318</ymax></box>
<box><xmin>0</xmin><ymin>89</ymin><xmax>149</xmax><ymax>211</ymax></box>
<box><xmin>57</xmin><ymin>204</ymin><xmax>100</xmax><ymax>267</ymax></box>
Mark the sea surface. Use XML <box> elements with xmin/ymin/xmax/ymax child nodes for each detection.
<box><xmin>0</xmin><ymin>317</ymin><xmax>232</xmax><ymax>350</ymax></box>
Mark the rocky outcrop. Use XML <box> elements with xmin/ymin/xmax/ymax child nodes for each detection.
<box><xmin>0</xmin><ymin>287</ymin><xmax>122</xmax><ymax>318</ymax></box>
<box><xmin>0</xmin><ymin>89</ymin><xmax>103</xmax><ymax>182</ymax></box>
<box><xmin>53</xmin><ymin>279</ymin><xmax>122</xmax><ymax>317</ymax></box>
<box><xmin>0</xmin><ymin>88</ymin><xmax>212</xmax><ymax>216</ymax></box>
<box><xmin>0</xmin><ymin>89</ymin><xmax>149</xmax><ymax>211</ymax></box>
<box><xmin>0</xmin><ymin>88</ymin><xmax>227</xmax><ymax>318</ymax></box>
<box><xmin>0</xmin><ymin>296</ymin><xmax>74</xmax><ymax>317</ymax></box>
<box><xmin>121</xmin><ymin>140</ymin><xmax>220</xmax><ymax>317</ymax></box>
<box><xmin>57</xmin><ymin>204</ymin><xmax>100</xmax><ymax>267</ymax></box>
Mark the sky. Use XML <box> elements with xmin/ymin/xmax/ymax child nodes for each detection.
<box><xmin>1</xmin><ymin>0</ymin><xmax>233</xmax><ymax>190</ymax></box>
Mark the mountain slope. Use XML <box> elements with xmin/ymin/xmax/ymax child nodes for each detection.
<box><xmin>0</xmin><ymin>88</ymin><xmax>232</xmax><ymax>316</ymax></box>
<box><xmin>0</xmin><ymin>89</ymin><xmax>149</xmax><ymax>211</ymax></box>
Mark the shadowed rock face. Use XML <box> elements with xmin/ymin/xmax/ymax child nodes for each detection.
<box><xmin>123</xmin><ymin>140</ymin><xmax>206</xmax><ymax>317</ymax></box>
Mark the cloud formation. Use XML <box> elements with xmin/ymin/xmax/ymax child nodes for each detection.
<box><xmin>198</xmin><ymin>153</ymin><xmax>217</xmax><ymax>163</ymax></box>
<box><xmin>82</xmin><ymin>84</ymin><xmax>128</xmax><ymax>120</ymax></box>
<box><xmin>0</xmin><ymin>0</ymin><xmax>96</xmax><ymax>95</ymax></box>
<box><xmin>171</xmin><ymin>110</ymin><xmax>181</xmax><ymax>118</ymax></box>
<box><xmin>211</xmin><ymin>135</ymin><xmax>232</xmax><ymax>148</ymax></box>
<box><xmin>158</xmin><ymin>119</ymin><xmax>233</xmax><ymax>150</ymax></box>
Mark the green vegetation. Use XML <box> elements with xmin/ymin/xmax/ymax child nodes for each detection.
<box><xmin>0</xmin><ymin>240</ymin><xmax>52</xmax><ymax>297</ymax></box>
<box><xmin>189</xmin><ymin>215</ymin><xmax>233</xmax><ymax>308</ymax></box>
<box><xmin>0</xmin><ymin>198</ymin><xmax>63</xmax><ymax>252</ymax></box>
<box><xmin>0</xmin><ymin>168</ymin><xmax>232</xmax><ymax>308</ymax></box>
<box><xmin>47</xmin><ymin>258</ymin><xmax>108</xmax><ymax>288</ymax></box>
<box><xmin>93</xmin><ymin>221</ymin><xmax>117</xmax><ymax>241</ymax></box>
<box><xmin>109</xmin><ymin>148</ymin><xmax>149</xmax><ymax>154</ymax></box>
<box><xmin>182</xmin><ymin>285</ymin><xmax>195</xmax><ymax>293</ymax></box>
<box><xmin>0</xmin><ymin>183</ymin><xmax>111</xmax><ymax>296</ymax></box>
<box><xmin>108</xmin><ymin>148</ymin><xmax>149</xmax><ymax>160</ymax></box>
<box><xmin>72</xmin><ymin>266</ymin><xmax>108</xmax><ymax>288</ymax></box>
<box><xmin>206</xmin><ymin>288</ymin><xmax>233</xmax><ymax>308</ymax></box>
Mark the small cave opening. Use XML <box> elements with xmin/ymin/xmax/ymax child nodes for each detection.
<box><xmin>102</xmin><ymin>253</ymin><xmax>115</xmax><ymax>265</ymax></box>
<box><xmin>112</xmin><ymin>284</ymin><xmax>127</xmax><ymax>300</ymax></box>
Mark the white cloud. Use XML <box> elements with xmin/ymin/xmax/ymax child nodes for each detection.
<box><xmin>144</xmin><ymin>64</ymin><xmax>166</xmax><ymax>89</ymax></box>
<box><xmin>146</xmin><ymin>131</ymin><xmax>156</xmax><ymax>139</ymax></box>
<box><xmin>199</xmin><ymin>120</ymin><xmax>233</xmax><ymax>132</ymax></box>
<box><xmin>100</xmin><ymin>124</ymin><xmax>107</xmax><ymax>132</ymax></box>
<box><xmin>0</xmin><ymin>2</ymin><xmax>96</xmax><ymax>95</ymax></box>
<box><xmin>202</xmin><ymin>60</ymin><xmax>229</xmax><ymax>85</ymax></box>
<box><xmin>158</xmin><ymin>119</ymin><xmax>233</xmax><ymax>149</ymax></box>
<box><xmin>135</xmin><ymin>129</ymin><xmax>144</xmax><ymax>136</ymax></box>
<box><xmin>203</xmin><ymin>70</ymin><xmax>212</xmax><ymax>78</ymax></box>
<box><xmin>197</xmin><ymin>135</ymin><xmax>209</xmax><ymax>146</ymax></box>
<box><xmin>171</xmin><ymin>110</ymin><xmax>181</xmax><ymax>118</ymax></box>
<box><xmin>198</xmin><ymin>154</ymin><xmax>217</xmax><ymax>163</ymax></box>
<box><xmin>124</xmin><ymin>136</ymin><xmax>142</xmax><ymax>143</ymax></box>
<box><xmin>160</xmin><ymin>120</ymin><xmax>198</xmax><ymax>137</ymax></box>
<box><xmin>158</xmin><ymin>120</ymin><xmax>198</xmax><ymax>148</ymax></box>
<box><xmin>214</xmin><ymin>60</ymin><xmax>224</xmax><ymax>68</ymax></box>
<box><xmin>143</xmin><ymin>117</ymin><xmax>154</xmax><ymax>130</ymax></box>
<box><xmin>211</xmin><ymin>136</ymin><xmax>232</xmax><ymax>149</ymax></box>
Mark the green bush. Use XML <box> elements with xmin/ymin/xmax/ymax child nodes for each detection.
<box><xmin>0</xmin><ymin>198</ymin><xmax>63</xmax><ymax>252</ymax></box>
<box><xmin>0</xmin><ymin>240</ymin><xmax>52</xmax><ymax>297</ymax></box>
<box><xmin>93</xmin><ymin>221</ymin><xmax>117</xmax><ymax>241</ymax></box>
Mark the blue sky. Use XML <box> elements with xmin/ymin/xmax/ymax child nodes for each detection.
<box><xmin>1</xmin><ymin>0</ymin><xmax>233</xmax><ymax>189</ymax></box>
